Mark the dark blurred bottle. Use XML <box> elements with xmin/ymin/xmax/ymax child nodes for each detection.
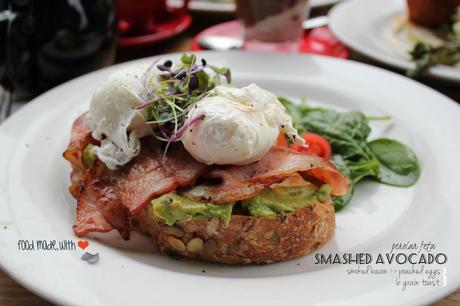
<box><xmin>0</xmin><ymin>0</ymin><xmax>116</xmax><ymax>98</ymax></box>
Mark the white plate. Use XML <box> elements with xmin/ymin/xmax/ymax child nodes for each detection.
<box><xmin>1</xmin><ymin>51</ymin><xmax>460</xmax><ymax>306</ymax></box>
<box><xmin>329</xmin><ymin>0</ymin><xmax>460</xmax><ymax>82</ymax></box>
<box><xmin>169</xmin><ymin>0</ymin><xmax>340</xmax><ymax>13</ymax></box>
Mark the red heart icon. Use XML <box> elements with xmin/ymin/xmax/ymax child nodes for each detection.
<box><xmin>78</xmin><ymin>240</ymin><xmax>89</xmax><ymax>250</ymax></box>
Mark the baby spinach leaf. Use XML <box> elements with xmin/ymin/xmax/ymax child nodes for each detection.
<box><xmin>293</xmin><ymin>105</ymin><xmax>375</xmax><ymax>162</ymax></box>
<box><xmin>332</xmin><ymin>187</ymin><xmax>354</xmax><ymax>212</ymax></box>
<box><xmin>368</xmin><ymin>138</ymin><xmax>420</xmax><ymax>187</ymax></box>
<box><xmin>331</xmin><ymin>155</ymin><xmax>354</xmax><ymax>211</ymax></box>
<box><xmin>279</xmin><ymin>97</ymin><xmax>420</xmax><ymax>211</ymax></box>
<box><xmin>331</xmin><ymin>154</ymin><xmax>378</xmax><ymax>211</ymax></box>
<box><xmin>346</xmin><ymin>158</ymin><xmax>380</xmax><ymax>184</ymax></box>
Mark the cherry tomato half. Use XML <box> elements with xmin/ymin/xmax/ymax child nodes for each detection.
<box><xmin>292</xmin><ymin>133</ymin><xmax>332</xmax><ymax>160</ymax></box>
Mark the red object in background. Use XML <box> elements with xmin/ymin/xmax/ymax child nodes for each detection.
<box><xmin>116</xmin><ymin>0</ymin><xmax>191</xmax><ymax>48</ymax></box>
<box><xmin>191</xmin><ymin>20</ymin><xmax>349</xmax><ymax>58</ymax></box>
<box><xmin>300</xmin><ymin>27</ymin><xmax>349</xmax><ymax>58</ymax></box>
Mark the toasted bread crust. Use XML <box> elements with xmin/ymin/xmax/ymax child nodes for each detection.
<box><xmin>132</xmin><ymin>199</ymin><xmax>335</xmax><ymax>264</ymax></box>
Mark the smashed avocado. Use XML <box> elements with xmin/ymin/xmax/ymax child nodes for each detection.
<box><xmin>151</xmin><ymin>193</ymin><xmax>234</xmax><ymax>226</ymax></box>
<box><xmin>82</xmin><ymin>144</ymin><xmax>97</xmax><ymax>168</ymax></box>
<box><xmin>151</xmin><ymin>184</ymin><xmax>332</xmax><ymax>225</ymax></box>
<box><xmin>242</xmin><ymin>184</ymin><xmax>332</xmax><ymax>217</ymax></box>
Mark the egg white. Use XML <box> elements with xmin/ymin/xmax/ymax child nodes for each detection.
<box><xmin>88</xmin><ymin>63</ymin><xmax>160</xmax><ymax>169</ymax></box>
<box><xmin>181</xmin><ymin>84</ymin><xmax>303</xmax><ymax>165</ymax></box>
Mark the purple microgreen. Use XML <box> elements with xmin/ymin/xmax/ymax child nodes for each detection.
<box><xmin>81</xmin><ymin>252</ymin><xmax>99</xmax><ymax>264</ymax></box>
<box><xmin>157</xmin><ymin>65</ymin><xmax>171</xmax><ymax>72</ymax></box>
<box><xmin>188</xmin><ymin>75</ymin><xmax>199</xmax><ymax>91</ymax></box>
<box><xmin>158</xmin><ymin>124</ymin><xmax>172</xmax><ymax>140</ymax></box>
<box><xmin>190</xmin><ymin>65</ymin><xmax>206</xmax><ymax>75</ymax></box>
<box><xmin>167</xmin><ymin>82</ymin><xmax>175</xmax><ymax>94</ymax></box>
<box><xmin>158</xmin><ymin>60</ymin><xmax>172</xmax><ymax>69</ymax></box>
<box><xmin>157</xmin><ymin>60</ymin><xmax>173</xmax><ymax>73</ymax></box>
<box><xmin>170</xmin><ymin>114</ymin><xmax>205</xmax><ymax>142</ymax></box>
<box><xmin>162</xmin><ymin>141</ymin><xmax>173</xmax><ymax>164</ymax></box>
<box><xmin>135</xmin><ymin>97</ymin><xmax>161</xmax><ymax>110</ymax></box>
<box><xmin>162</xmin><ymin>114</ymin><xmax>205</xmax><ymax>162</ymax></box>
<box><xmin>130</xmin><ymin>90</ymin><xmax>148</xmax><ymax>104</ymax></box>
<box><xmin>134</xmin><ymin>55</ymin><xmax>231</xmax><ymax>157</ymax></box>
<box><xmin>173</xmin><ymin>69</ymin><xmax>186</xmax><ymax>80</ymax></box>
<box><xmin>150</xmin><ymin>126</ymin><xmax>169</xmax><ymax>142</ymax></box>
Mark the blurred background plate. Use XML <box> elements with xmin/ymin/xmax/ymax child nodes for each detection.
<box><xmin>329</xmin><ymin>0</ymin><xmax>460</xmax><ymax>82</ymax></box>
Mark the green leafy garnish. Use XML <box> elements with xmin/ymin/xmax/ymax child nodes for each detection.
<box><xmin>406</xmin><ymin>8</ymin><xmax>460</xmax><ymax>77</ymax></box>
<box><xmin>368</xmin><ymin>138</ymin><xmax>420</xmax><ymax>187</ymax></box>
<box><xmin>138</xmin><ymin>54</ymin><xmax>232</xmax><ymax>144</ymax></box>
<box><xmin>279</xmin><ymin>97</ymin><xmax>420</xmax><ymax>211</ymax></box>
<box><xmin>408</xmin><ymin>41</ymin><xmax>460</xmax><ymax>77</ymax></box>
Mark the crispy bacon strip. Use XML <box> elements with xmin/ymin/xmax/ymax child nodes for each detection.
<box><xmin>63</xmin><ymin>112</ymin><xmax>96</xmax><ymax>171</ymax></box>
<box><xmin>73</xmin><ymin>139</ymin><xmax>208</xmax><ymax>238</ymax></box>
<box><xmin>63</xmin><ymin>112</ymin><xmax>99</xmax><ymax>197</ymax></box>
<box><xmin>63</xmin><ymin>115</ymin><xmax>208</xmax><ymax>238</ymax></box>
<box><xmin>69</xmin><ymin>166</ymin><xmax>85</xmax><ymax>197</ymax></box>
<box><xmin>74</xmin><ymin>161</ymin><xmax>127</xmax><ymax>238</ymax></box>
<box><xmin>180</xmin><ymin>146</ymin><xmax>349</xmax><ymax>204</ymax></box>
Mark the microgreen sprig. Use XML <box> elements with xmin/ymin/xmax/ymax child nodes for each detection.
<box><xmin>138</xmin><ymin>54</ymin><xmax>231</xmax><ymax>147</ymax></box>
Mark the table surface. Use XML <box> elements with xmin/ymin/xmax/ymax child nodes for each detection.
<box><xmin>1</xmin><ymin>8</ymin><xmax>459</xmax><ymax>306</ymax></box>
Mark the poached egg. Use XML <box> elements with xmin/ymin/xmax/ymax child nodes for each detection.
<box><xmin>88</xmin><ymin>63</ymin><xmax>160</xmax><ymax>170</ymax></box>
<box><xmin>181</xmin><ymin>84</ymin><xmax>304</xmax><ymax>165</ymax></box>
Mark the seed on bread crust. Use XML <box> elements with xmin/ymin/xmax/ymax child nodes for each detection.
<box><xmin>168</xmin><ymin>236</ymin><xmax>186</xmax><ymax>252</ymax></box>
<box><xmin>186</xmin><ymin>237</ymin><xmax>204</xmax><ymax>254</ymax></box>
